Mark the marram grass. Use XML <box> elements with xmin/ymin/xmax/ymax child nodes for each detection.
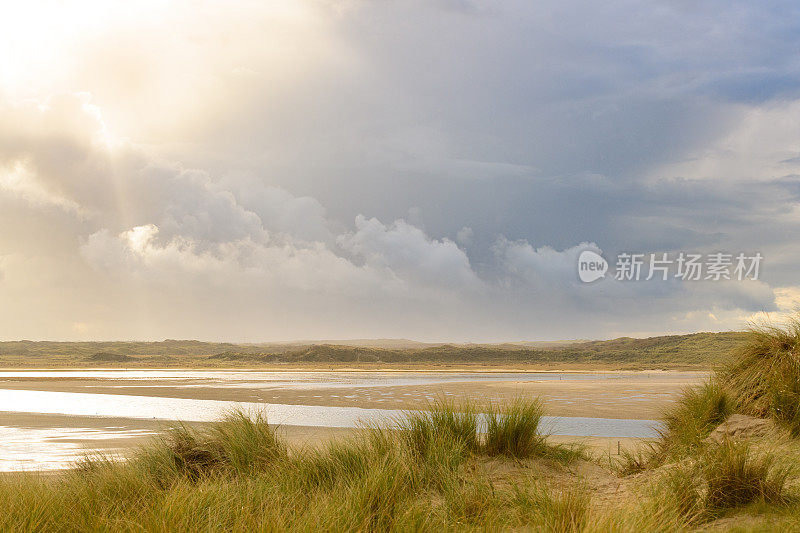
<box><xmin>617</xmin><ymin>315</ymin><xmax>800</xmax><ymax>472</ymax></box>
<box><xmin>720</xmin><ymin>317</ymin><xmax>800</xmax><ymax>435</ymax></box>
<box><xmin>2</xmin><ymin>376</ymin><xmax>799</xmax><ymax>532</ymax></box>
<box><xmin>0</xmin><ymin>400</ymin><xmax>591</xmax><ymax>532</ymax></box>
<box><xmin>605</xmin><ymin>315</ymin><xmax>800</xmax><ymax>531</ymax></box>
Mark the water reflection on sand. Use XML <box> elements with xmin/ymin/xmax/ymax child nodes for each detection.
<box><xmin>0</xmin><ymin>425</ymin><xmax>158</xmax><ymax>471</ymax></box>
<box><xmin>0</xmin><ymin>370</ymin><xmax>692</xmax><ymax>471</ymax></box>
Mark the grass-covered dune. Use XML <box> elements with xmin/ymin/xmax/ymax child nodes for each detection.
<box><xmin>1</xmin><ymin>401</ymin><xmax>596</xmax><ymax>532</ymax></box>
<box><xmin>610</xmin><ymin>317</ymin><xmax>800</xmax><ymax>530</ymax></box>
<box><xmin>631</xmin><ymin>318</ymin><xmax>800</xmax><ymax>463</ymax></box>
<box><xmin>0</xmin><ymin>331</ymin><xmax>746</xmax><ymax>368</ymax></box>
<box><xmin>3</xmin><ymin>396</ymin><xmax>799</xmax><ymax>532</ymax></box>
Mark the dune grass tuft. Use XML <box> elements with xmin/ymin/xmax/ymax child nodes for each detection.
<box><xmin>601</xmin><ymin>317</ymin><xmax>800</xmax><ymax>529</ymax></box>
<box><xmin>484</xmin><ymin>397</ymin><xmax>546</xmax><ymax>458</ymax></box>
<box><xmin>142</xmin><ymin>410</ymin><xmax>286</xmax><ymax>480</ymax></box>
<box><xmin>653</xmin><ymin>382</ymin><xmax>732</xmax><ymax>462</ymax></box>
<box><xmin>530</xmin><ymin>484</ymin><xmax>590</xmax><ymax>533</ymax></box>
<box><xmin>613</xmin><ymin>446</ymin><xmax>653</xmax><ymax>476</ymax></box>
<box><xmin>702</xmin><ymin>440</ymin><xmax>791</xmax><ymax>511</ymax></box>
<box><xmin>719</xmin><ymin>318</ymin><xmax>800</xmax><ymax>435</ymax></box>
<box><xmin>603</xmin><ymin>440</ymin><xmax>793</xmax><ymax>530</ymax></box>
<box><xmin>639</xmin><ymin>439</ymin><xmax>792</xmax><ymax>529</ymax></box>
<box><xmin>629</xmin><ymin>316</ymin><xmax>800</xmax><ymax>470</ymax></box>
<box><xmin>393</xmin><ymin>398</ymin><xmax>480</xmax><ymax>457</ymax></box>
<box><xmin>610</xmin><ymin>381</ymin><xmax>732</xmax><ymax>472</ymax></box>
<box><xmin>660</xmin><ymin>465</ymin><xmax>703</xmax><ymax>519</ymax></box>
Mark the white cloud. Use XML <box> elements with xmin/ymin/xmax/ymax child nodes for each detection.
<box><xmin>218</xmin><ymin>175</ymin><xmax>332</xmax><ymax>244</ymax></box>
<box><xmin>494</xmin><ymin>238</ymin><xmax>594</xmax><ymax>290</ymax></box>
<box><xmin>455</xmin><ymin>226</ymin><xmax>474</xmax><ymax>247</ymax></box>
<box><xmin>648</xmin><ymin>100</ymin><xmax>800</xmax><ymax>183</ymax></box>
<box><xmin>80</xmin><ymin>224</ymin><xmax>387</xmax><ymax>294</ymax></box>
<box><xmin>338</xmin><ymin>215</ymin><xmax>481</xmax><ymax>291</ymax></box>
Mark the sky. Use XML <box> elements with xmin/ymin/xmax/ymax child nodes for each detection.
<box><xmin>1</xmin><ymin>0</ymin><xmax>800</xmax><ymax>342</ymax></box>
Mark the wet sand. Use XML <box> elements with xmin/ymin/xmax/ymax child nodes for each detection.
<box><xmin>0</xmin><ymin>369</ymin><xmax>702</xmax><ymax>469</ymax></box>
<box><xmin>0</xmin><ymin>411</ymin><xmax>649</xmax><ymax>468</ymax></box>
<box><xmin>0</xmin><ymin>370</ymin><xmax>705</xmax><ymax>419</ymax></box>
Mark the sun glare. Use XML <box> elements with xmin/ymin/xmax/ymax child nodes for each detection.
<box><xmin>0</xmin><ymin>1</ymin><xmax>164</xmax><ymax>94</ymax></box>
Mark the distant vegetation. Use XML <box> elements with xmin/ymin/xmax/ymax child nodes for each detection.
<box><xmin>0</xmin><ymin>339</ymin><xmax>248</xmax><ymax>358</ymax></box>
<box><xmin>86</xmin><ymin>352</ymin><xmax>135</xmax><ymax>363</ymax></box>
<box><xmin>0</xmin><ymin>331</ymin><xmax>747</xmax><ymax>368</ymax></box>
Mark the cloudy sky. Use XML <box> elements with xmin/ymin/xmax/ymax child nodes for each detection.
<box><xmin>1</xmin><ymin>0</ymin><xmax>799</xmax><ymax>341</ymax></box>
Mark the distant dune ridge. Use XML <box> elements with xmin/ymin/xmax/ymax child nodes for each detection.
<box><xmin>86</xmin><ymin>352</ymin><xmax>135</xmax><ymax>363</ymax></box>
<box><xmin>0</xmin><ymin>332</ymin><xmax>747</xmax><ymax>368</ymax></box>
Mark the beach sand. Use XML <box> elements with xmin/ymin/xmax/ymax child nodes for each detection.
<box><xmin>0</xmin><ymin>368</ymin><xmax>701</xmax><ymax>468</ymax></box>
